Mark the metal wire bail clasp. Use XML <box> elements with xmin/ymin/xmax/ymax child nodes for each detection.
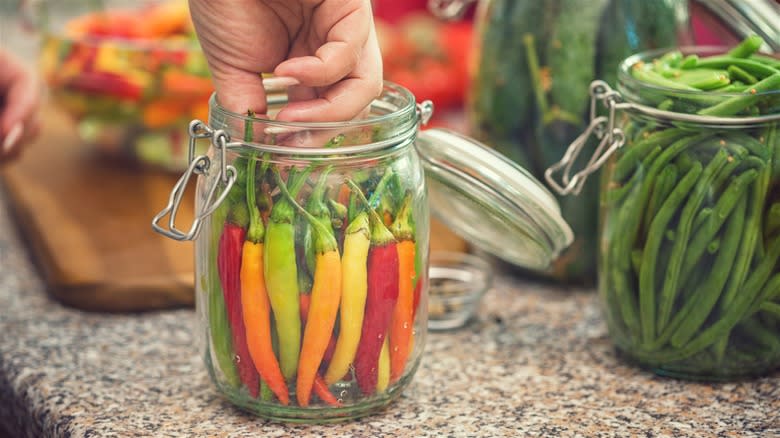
<box><xmin>151</xmin><ymin>120</ymin><xmax>237</xmax><ymax>241</ymax></box>
<box><xmin>545</xmin><ymin>80</ymin><xmax>626</xmax><ymax>196</ymax></box>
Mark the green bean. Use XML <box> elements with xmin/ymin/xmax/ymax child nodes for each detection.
<box><xmin>680</xmin><ymin>54</ymin><xmax>698</xmax><ymax>69</ymax></box>
<box><xmin>720</xmin><ymin>165</ymin><xmax>772</xmax><ymax>309</ymax></box>
<box><xmin>750</xmin><ymin>274</ymin><xmax>780</xmax><ymax>315</ymax></box>
<box><xmin>608</xmin><ymin>180</ymin><xmax>643</xmax><ymax>338</ymax></box>
<box><xmin>698</xmin><ymin>74</ymin><xmax>780</xmax><ymax>117</ymax></box>
<box><xmin>767</xmin><ymin>123</ymin><xmax>779</xmax><ymax>179</ymax></box>
<box><xmin>693</xmin><ymin>57</ymin><xmax>780</xmax><ymax>79</ymax></box>
<box><xmin>727</xmin><ymin>132</ymin><xmax>771</xmax><ymax>160</ymax></box>
<box><xmin>713</xmin><ymin>233</ymin><xmax>780</xmax><ymax>358</ymax></box>
<box><xmin>607</xmin><ymin>146</ymin><xmax>662</xmax><ymax>204</ymax></box>
<box><xmin>657</xmin><ymin>149</ymin><xmax>730</xmax><ymax>331</ymax></box>
<box><xmin>675</xmin><ymin>151</ymin><xmax>696</xmax><ymax>174</ymax></box>
<box><xmin>643</xmin><ymin>257</ymin><xmax>776</xmax><ymax>363</ymax></box>
<box><xmin>707</xmin><ymin>238</ymin><xmax>721</xmax><ymax>254</ymax></box>
<box><xmin>750</xmin><ymin>54</ymin><xmax>780</xmax><ymax>69</ymax></box>
<box><xmin>639</xmin><ymin>163</ymin><xmax>703</xmax><ymax>343</ymax></box>
<box><xmin>726</xmin><ymin>35</ymin><xmax>765</xmax><ymax>59</ymax></box>
<box><xmin>675</xmin><ymin>69</ymin><xmax>731</xmax><ymax>90</ymax></box>
<box><xmin>612</xmin><ymin>128</ymin><xmax>687</xmax><ymax>182</ymax></box>
<box><xmin>715</xmin><ymin>81</ymin><xmax>750</xmax><ymax>93</ymax></box>
<box><xmin>631</xmin><ymin>66</ymin><xmax>699</xmax><ymax>91</ymax></box>
<box><xmin>709</xmin><ymin>147</ymin><xmax>747</xmax><ymax>195</ymax></box>
<box><xmin>692</xmin><ymin>207</ymin><xmax>712</xmax><ymax>231</ymax></box>
<box><xmin>677</xmin><ymin>168</ymin><xmax>760</xmax><ymax>285</ymax></box>
<box><xmin>738</xmin><ymin>318</ymin><xmax>780</xmax><ymax>351</ymax></box>
<box><xmin>644</xmin><ymin>165</ymin><xmax>679</xmax><ymax>229</ymax></box>
<box><xmin>667</xmin><ymin>196</ymin><xmax>747</xmax><ymax>347</ymax></box>
<box><xmin>611</xmin><ymin>134</ymin><xmax>709</xmax><ymax>266</ymax></box>
<box><xmin>631</xmin><ymin>249</ymin><xmax>643</xmax><ymax>275</ymax></box>
<box><xmin>727</xmin><ymin>65</ymin><xmax>758</xmax><ymax>85</ymax></box>
<box><xmin>760</xmin><ymin>301</ymin><xmax>780</xmax><ymax>317</ymax></box>
<box><xmin>767</xmin><ymin>203</ymin><xmax>780</xmax><ymax>236</ymax></box>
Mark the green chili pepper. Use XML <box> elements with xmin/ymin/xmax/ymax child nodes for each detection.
<box><xmin>264</xmin><ymin>166</ymin><xmax>312</xmax><ymax>380</ymax></box>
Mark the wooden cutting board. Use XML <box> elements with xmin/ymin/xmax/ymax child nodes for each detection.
<box><xmin>1</xmin><ymin>105</ymin><xmax>196</xmax><ymax>312</ymax></box>
<box><xmin>1</xmin><ymin>105</ymin><xmax>467</xmax><ymax>312</ymax></box>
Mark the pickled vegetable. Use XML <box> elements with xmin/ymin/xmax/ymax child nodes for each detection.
<box><xmin>601</xmin><ymin>37</ymin><xmax>780</xmax><ymax>378</ymax></box>
<box><xmin>470</xmin><ymin>0</ymin><xmax>684</xmax><ymax>283</ymax></box>
<box><xmin>206</xmin><ymin>156</ymin><xmax>425</xmax><ymax>409</ymax></box>
<box><xmin>37</xmin><ymin>0</ymin><xmax>212</xmax><ymax>170</ymax></box>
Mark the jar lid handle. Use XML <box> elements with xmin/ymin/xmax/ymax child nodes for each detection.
<box><xmin>545</xmin><ymin>81</ymin><xmax>626</xmax><ymax>196</ymax></box>
<box><xmin>151</xmin><ymin>120</ymin><xmax>237</xmax><ymax>241</ymax></box>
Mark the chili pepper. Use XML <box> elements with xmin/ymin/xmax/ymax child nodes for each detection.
<box><xmin>313</xmin><ymin>375</ymin><xmax>341</xmax><ymax>407</ymax></box>
<box><xmin>276</xmin><ymin>167</ymin><xmax>342</xmax><ymax>407</ymax></box>
<box><xmin>348</xmin><ymin>180</ymin><xmax>400</xmax><ymax>395</ymax></box>
<box><xmin>218</xmin><ymin>218</ymin><xmax>259</xmax><ymax>397</ymax></box>
<box><xmin>324</xmin><ymin>210</ymin><xmax>370</xmax><ymax>385</ymax></box>
<box><xmin>264</xmin><ymin>166</ymin><xmax>311</xmax><ymax>380</ymax></box>
<box><xmin>298</xmin><ymin>288</ymin><xmax>341</xmax><ymax>407</ymax></box>
<box><xmin>240</xmin><ymin>155</ymin><xmax>289</xmax><ymax>405</ymax></box>
<box><xmin>376</xmin><ymin>337</ymin><xmax>390</xmax><ymax>393</ymax></box>
<box><xmin>207</xmin><ymin>192</ymin><xmax>240</xmax><ymax>389</ymax></box>
<box><xmin>389</xmin><ymin>193</ymin><xmax>415</xmax><ymax>383</ymax></box>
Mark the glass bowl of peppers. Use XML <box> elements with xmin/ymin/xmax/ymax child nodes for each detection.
<box><xmin>31</xmin><ymin>0</ymin><xmax>212</xmax><ymax>171</ymax></box>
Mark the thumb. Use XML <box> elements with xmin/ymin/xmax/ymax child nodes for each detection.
<box><xmin>209</xmin><ymin>65</ymin><xmax>269</xmax><ymax>116</ymax></box>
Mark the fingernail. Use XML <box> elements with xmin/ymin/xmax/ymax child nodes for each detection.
<box><xmin>264</xmin><ymin>76</ymin><xmax>300</xmax><ymax>90</ymax></box>
<box><xmin>264</xmin><ymin>125</ymin><xmax>306</xmax><ymax>135</ymax></box>
<box><xmin>2</xmin><ymin>123</ymin><xmax>23</xmax><ymax>154</ymax></box>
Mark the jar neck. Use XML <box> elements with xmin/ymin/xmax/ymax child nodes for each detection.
<box><xmin>617</xmin><ymin>47</ymin><xmax>780</xmax><ymax>124</ymax></box>
<box><xmin>206</xmin><ymin>82</ymin><xmax>420</xmax><ymax>158</ymax></box>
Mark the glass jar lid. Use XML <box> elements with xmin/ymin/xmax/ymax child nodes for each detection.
<box><xmin>416</xmin><ymin>128</ymin><xmax>573</xmax><ymax>270</ymax></box>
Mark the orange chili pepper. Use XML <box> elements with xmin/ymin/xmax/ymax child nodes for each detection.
<box><xmin>240</xmin><ymin>155</ymin><xmax>289</xmax><ymax>405</ymax></box>
<box><xmin>389</xmin><ymin>194</ymin><xmax>416</xmax><ymax>383</ymax></box>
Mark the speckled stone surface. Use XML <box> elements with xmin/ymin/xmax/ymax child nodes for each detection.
<box><xmin>0</xmin><ymin>188</ymin><xmax>778</xmax><ymax>438</ymax></box>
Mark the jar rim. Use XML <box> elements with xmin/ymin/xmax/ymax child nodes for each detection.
<box><xmin>210</xmin><ymin>81</ymin><xmax>418</xmax><ymax>130</ymax></box>
<box><xmin>207</xmin><ymin>81</ymin><xmax>421</xmax><ymax>156</ymax></box>
<box><xmin>618</xmin><ymin>46</ymin><xmax>780</xmax><ymax>100</ymax></box>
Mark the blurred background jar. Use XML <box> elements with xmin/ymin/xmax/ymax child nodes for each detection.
<box><xmin>24</xmin><ymin>0</ymin><xmax>212</xmax><ymax>171</ymax></box>
<box><xmin>425</xmin><ymin>0</ymin><xmax>780</xmax><ymax>284</ymax></box>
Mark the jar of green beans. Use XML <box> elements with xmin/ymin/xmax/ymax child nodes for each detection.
<box><xmin>547</xmin><ymin>36</ymin><xmax>780</xmax><ymax>380</ymax></box>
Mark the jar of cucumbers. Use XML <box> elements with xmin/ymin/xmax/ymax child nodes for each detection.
<box><xmin>547</xmin><ymin>36</ymin><xmax>780</xmax><ymax>379</ymax></box>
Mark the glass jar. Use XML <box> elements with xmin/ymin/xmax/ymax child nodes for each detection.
<box><xmin>461</xmin><ymin>0</ymin><xmax>690</xmax><ymax>284</ymax></box>
<box><xmin>153</xmin><ymin>82</ymin><xmax>572</xmax><ymax>421</ymax></box>
<box><xmin>547</xmin><ymin>48</ymin><xmax>780</xmax><ymax>380</ymax></box>
<box><xmin>27</xmin><ymin>0</ymin><xmax>212</xmax><ymax>171</ymax></box>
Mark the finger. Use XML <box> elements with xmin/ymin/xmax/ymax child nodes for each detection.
<box><xmin>275</xmin><ymin>21</ymin><xmax>383</xmax><ymax>122</ymax></box>
<box><xmin>209</xmin><ymin>66</ymin><xmax>269</xmax><ymax>116</ymax></box>
<box><xmin>0</xmin><ymin>123</ymin><xmax>23</xmax><ymax>162</ymax></box>
<box><xmin>274</xmin><ymin>1</ymin><xmax>370</xmax><ymax>87</ymax></box>
<box><xmin>0</xmin><ymin>53</ymin><xmax>40</xmax><ymax>137</ymax></box>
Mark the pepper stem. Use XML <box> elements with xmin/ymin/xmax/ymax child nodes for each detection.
<box><xmin>390</xmin><ymin>191</ymin><xmax>415</xmax><ymax>242</ymax></box>
<box><xmin>274</xmin><ymin>168</ymin><xmax>338</xmax><ymax>254</ymax></box>
<box><xmin>347</xmin><ymin>179</ymin><xmax>396</xmax><ymax>246</ymax></box>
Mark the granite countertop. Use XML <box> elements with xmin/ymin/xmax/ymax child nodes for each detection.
<box><xmin>0</xmin><ymin>189</ymin><xmax>778</xmax><ymax>438</ymax></box>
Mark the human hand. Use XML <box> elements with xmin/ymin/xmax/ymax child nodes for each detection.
<box><xmin>0</xmin><ymin>50</ymin><xmax>40</xmax><ymax>163</ymax></box>
<box><xmin>188</xmin><ymin>0</ymin><xmax>383</xmax><ymax>122</ymax></box>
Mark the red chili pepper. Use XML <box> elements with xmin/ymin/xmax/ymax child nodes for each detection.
<box><xmin>348</xmin><ymin>180</ymin><xmax>399</xmax><ymax>395</ymax></box>
<box><xmin>65</xmin><ymin>71</ymin><xmax>144</xmax><ymax>101</ymax></box>
<box><xmin>218</xmin><ymin>221</ymin><xmax>260</xmax><ymax>397</ymax></box>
